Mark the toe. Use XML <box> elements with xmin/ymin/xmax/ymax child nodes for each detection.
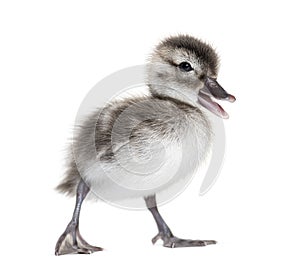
<box><xmin>203</xmin><ymin>240</ymin><xmax>217</xmax><ymax>245</ymax></box>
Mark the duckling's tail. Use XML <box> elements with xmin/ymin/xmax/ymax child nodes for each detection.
<box><xmin>55</xmin><ymin>160</ymin><xmax>80</xmax><ymax>197</ymax></box>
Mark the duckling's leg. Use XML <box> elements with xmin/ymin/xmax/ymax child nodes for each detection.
<box><xmin>144</xmin><ymin>195</ymin><xmax>216</xmax><ymax>248</ymax></box>
<box><xmin>55</xmin><ymin>180</ymin><xmax>103</xmax><ymax>255</ymax></box>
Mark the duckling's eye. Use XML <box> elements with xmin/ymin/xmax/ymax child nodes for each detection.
<box><xmin>178</xmin><ymin>62</ymin><xmax>193</xmax><ymax>72</ymax></box>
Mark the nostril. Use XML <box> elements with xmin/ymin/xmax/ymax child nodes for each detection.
<box><xmin>199</xmin><ymin>74</ymin><xmax>206</xmax><ymax>81</ymax></box>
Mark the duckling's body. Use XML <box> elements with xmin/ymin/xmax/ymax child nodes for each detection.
<box><xmin>57</xmin><ymin>95</ymin><xmax>211</xmax><ymax>203</ymax></box>
<box><xmin>55</xmin><ymin>35</ymin><xmax>235</xmax><ymax>255</ymax></box>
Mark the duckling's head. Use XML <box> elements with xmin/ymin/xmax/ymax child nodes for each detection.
<box><xmin>147</xmin><ymin>34</ymin><xmax>235</xmax><ymax>118</ymax></box>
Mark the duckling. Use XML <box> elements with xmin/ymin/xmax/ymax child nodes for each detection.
<box><xmin>55</xmin><ymin>34</ymin><xmax>236</xmax><ymax>255</ymax></box>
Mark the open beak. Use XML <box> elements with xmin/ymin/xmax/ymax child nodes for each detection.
<box><xmin>197</xmin><ymin>77</ymin><xmax>236</xmax><ymax>119</ymax></box>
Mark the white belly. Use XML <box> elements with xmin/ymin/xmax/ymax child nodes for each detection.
<box><xmin>80</xmin><ymin>125</ymin><xmax>211</xmax><ymax>209</ymax></box>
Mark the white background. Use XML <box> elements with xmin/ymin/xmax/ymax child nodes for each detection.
<box><xmin>1</xmin><ymin>0</ymin><xmax>299</xmax><ymax>271</ymax></box>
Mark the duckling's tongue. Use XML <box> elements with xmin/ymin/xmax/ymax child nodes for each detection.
<box><xmin>198</xmin><ymin>92</ymin><xmax>229</xmax><ymax>119</ymax></box>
